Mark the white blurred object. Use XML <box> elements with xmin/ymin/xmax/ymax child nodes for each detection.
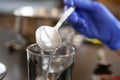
<box><xmin>14</xmin><ymin>6</ymin><xmax>34</xmax><ymax>16</ymax></box>
<box><xmin>97</xmin><ymin>49</ymin><xmax>109</xmax><ymax>65</ymax></box>
<box><xmin>0</xmin><ymin>63</ymin><xmax>7</xmax><ymax>79</ymax></box>
<box><xmin>72</xmin><ymin>34</ymin><xmax>85</xmax><ymax>46</ymax></box>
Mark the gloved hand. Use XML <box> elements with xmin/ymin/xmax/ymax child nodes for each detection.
<box><xmin>64</xmin><ymin>0</ymin><xmax>120</xmax><ymax>50</ymax></box>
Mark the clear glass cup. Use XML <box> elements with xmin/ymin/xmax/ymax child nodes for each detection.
<box><xmin>26</xmin><ymin>43</ymin><xmax>76</xmax><ymax>80</ymax></box>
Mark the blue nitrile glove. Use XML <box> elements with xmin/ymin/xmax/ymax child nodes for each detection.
<box><xmin>64</xmin><ymin>0</ymin><xmax>120</xmax><ymax>50</ymax></box>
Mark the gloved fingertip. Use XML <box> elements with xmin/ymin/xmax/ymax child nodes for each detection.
<box><xmin>73</xmin><ymin>0</ymin><xmax>97</xmax><ymax>11</ymax></box>
<box><xmin>77</xmin><ymin>18</ymin><xmax>86</xmax><ymax>26</ymax></box>
<box><xmin>64</xmin><ymin>6</ymin><xmax>68</xmax><ymax>11</ymax></box>
<box><xmin>64</xmin><ymin>0</ymin><xmax>74</xmax><ymax>6</ymax></box>
<box><xmin>71</xmin><ymin>20</ymin><xmax>86</xmax><ymax>35</ymax></box>
<box><xmin>67</xmin><ymin>11</ymin><xmax>79</xmax><ymax>23</ymax></box>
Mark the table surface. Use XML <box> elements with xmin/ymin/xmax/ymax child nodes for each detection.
<box><xmin>0</xmin><ymin>27</ymin><xmax>120</xmax><ymax>80</ymax></box>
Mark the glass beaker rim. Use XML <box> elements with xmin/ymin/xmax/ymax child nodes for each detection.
<box><xmin>26</xmin><ymin>43</ymin><xmax>76</xmax><ymax>57</ymax></box>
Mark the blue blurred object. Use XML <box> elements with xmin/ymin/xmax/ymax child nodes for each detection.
<box><xmin>64</xmin><ymin>0</ymin><xmax>120</xmax><ymax>50</ymax></box>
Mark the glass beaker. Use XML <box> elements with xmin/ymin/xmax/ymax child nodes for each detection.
<box><xmin>26</xmin><ymin>43</ymin><xmax>76</xmax><ymax>80</ymax></box>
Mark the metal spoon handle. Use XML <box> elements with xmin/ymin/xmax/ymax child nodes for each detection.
<box><xmin>55</xmin><ymin>7</ymin><xmax>75</xmax><ymax>30</ymax></box>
